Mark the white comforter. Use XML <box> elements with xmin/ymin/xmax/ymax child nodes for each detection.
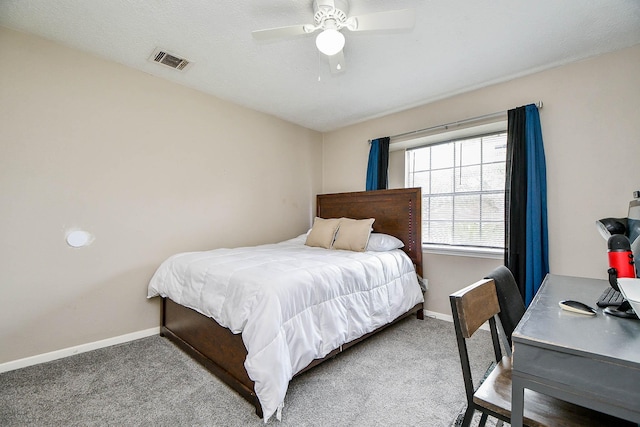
<box><xmin>147</xmin><ymin>234</ymin><xmax>424</xmax><ymax>421</ymax></box>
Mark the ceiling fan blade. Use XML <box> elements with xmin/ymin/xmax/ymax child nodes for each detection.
<box><xmin>346</xmin><ymin>9</ymin><xmax>415</xmax><ymax>32</ymax></box>
<box><xmin>252</xmin><ymin>24</ymin><xmax>316</xmax><ymax>41</ymax></box>
<box><xmin>328</xmin><ymin>50</ymin><xmax>346</xmax><ymax>74</ymax></box>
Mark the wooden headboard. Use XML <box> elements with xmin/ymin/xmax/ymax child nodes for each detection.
<box><xmin>316</xmin><ymin>188</ymin><xmax>423</xmax><ymax>278</ymax></box>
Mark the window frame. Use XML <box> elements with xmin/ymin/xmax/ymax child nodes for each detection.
<box><xmin>401</xmin><ymin>121</ymin><xmax>507</xmax><ymax>259</ymax></box>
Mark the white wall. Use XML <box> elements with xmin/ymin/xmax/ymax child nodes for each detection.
<box><xmin>323</xmin><ymin>44</ymin><xmax>640</xmax><ymax>316</ymax></box>
<box><xmin>0</xmin><ymin>27</ymin><xmax>323</xmax><ymax>365</ymax></box>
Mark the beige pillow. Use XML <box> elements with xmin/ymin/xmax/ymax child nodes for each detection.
<box><xmin>332</xmin><ymin>218</ymin><xmax>375</xmax><ymax>252</ymax></box>
<box><xmin>305</xmin><ymin>217</ymin><xmax>341</xmax><ymax>249</ymax></box>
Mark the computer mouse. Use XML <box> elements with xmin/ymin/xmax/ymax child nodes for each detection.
<box><xmin>558</xmin><ymin>300</ymin><xmax>597</xmax><ymax>316</ymax></box>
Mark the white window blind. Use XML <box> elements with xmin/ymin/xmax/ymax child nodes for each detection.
<box><xmin>406</xmin><ymin>131</ymin><xmax>507</xmax><ymax>249</ymax></box>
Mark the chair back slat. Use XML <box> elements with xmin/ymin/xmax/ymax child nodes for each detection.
<box><xmin>450</xmin><ymin>279</ymin><xmax>500</xmax><ymax>338</ymax></box>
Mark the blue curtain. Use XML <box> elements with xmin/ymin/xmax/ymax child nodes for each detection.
<box><xmin>366</xmin><ymin>137</ymin><xmax>390</xmax><ymax>191</ymax></box>
<box><xmin>505</xmin><ymin>104</ymin><xmax>549</xmax><ymax>306</ymax></box>
<box><xmin>524</xmin><ymin>105</ymin><xmax>549</xmax><ymax>305</ymax></box>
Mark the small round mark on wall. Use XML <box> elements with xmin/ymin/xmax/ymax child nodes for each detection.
<box><xmin>66</xmin><ymin>230</ymin><xmax>94</xmax><ymax>248</ymax></box>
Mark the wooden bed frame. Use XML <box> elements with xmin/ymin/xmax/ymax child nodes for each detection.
<box><xmin>160</xmin><ymin>188</ymin><xmax>424</xmax><ymax>418</ymax></box>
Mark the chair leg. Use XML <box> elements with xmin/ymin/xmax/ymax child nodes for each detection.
<box><xmin>478</xmin><ymin>412</ymin><xmax>488</xmax><ymax>427</ymax></box>
<box><xmin>460</xmin><ymin>406</ymin><xmax>475</xmax><ymax>427</ymax></box>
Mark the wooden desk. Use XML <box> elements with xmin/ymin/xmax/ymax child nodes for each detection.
<box><xmin>511</xmin><ymin>274</ymin><xmax>640</xmax><ymax>426</ymax></box>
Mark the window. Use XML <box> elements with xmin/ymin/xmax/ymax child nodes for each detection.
<box><xmin>406</xmin><ymin>131</ymin><xmax>507</xmax><ymax>250</ymax></box>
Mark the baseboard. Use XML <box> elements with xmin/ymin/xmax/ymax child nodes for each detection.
<box><xmin>424</xmin><ymin>310</ymin><xmax>453</xmax><ymax>323</ymax></box>
<box><xmin>0</xmin><ymin>327</ymin><xmax>160</xmax><ymax>374</ymax></box>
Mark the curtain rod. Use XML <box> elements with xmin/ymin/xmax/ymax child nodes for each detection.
<box><xmin>370</xmin><ymin>101</ymin><xmax>543</xmax><ymax>143</ymax></box>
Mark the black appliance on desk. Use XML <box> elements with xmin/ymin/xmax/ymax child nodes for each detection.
<box><xmin>595</xmin><ymin>195</ymin><xmax>640</xmax><ymax>319</ymax></box>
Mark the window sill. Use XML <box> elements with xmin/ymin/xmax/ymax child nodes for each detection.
<box><xmin>422</xmin><ymin>244</ymin><xmax>504</xmax><ymax>259</ymax></box>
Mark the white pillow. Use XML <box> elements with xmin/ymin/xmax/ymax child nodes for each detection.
<box><xmin>366</xmin><ymin>233</ymin><xmax>405</xmax><ymax>251</ymax></box>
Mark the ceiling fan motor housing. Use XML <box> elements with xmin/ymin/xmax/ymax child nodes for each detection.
<box><xmin>313</xmin><ymin>0</ymin><xmax>349</xmax><ymax>28</ymax></box>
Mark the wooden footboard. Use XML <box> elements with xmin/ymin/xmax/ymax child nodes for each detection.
<box><xmin>162</xmin><ymin>297</ymin><xmax>423</xmax><ymax>418</ymax></box>
<box><xmin>161</xmin><ymin>298</ymin><xmax>261</xmax><ymax>417</ymax></box>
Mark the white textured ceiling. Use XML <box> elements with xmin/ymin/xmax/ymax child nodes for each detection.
<box><xmin>1</xmin><ymin>1</ymin><xmax>639</xmax><ymax>132</ymax></box>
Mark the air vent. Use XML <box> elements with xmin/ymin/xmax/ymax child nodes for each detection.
<box><xmin>149</xmin><ymin>48</ymin><xmax>192</xmax><ymax>71</ymax></box>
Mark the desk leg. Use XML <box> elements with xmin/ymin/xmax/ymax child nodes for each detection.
<box><xmin>511</xmin><ymin>374</ymin><xmax>525</xmax><ymax>427</ymax></box>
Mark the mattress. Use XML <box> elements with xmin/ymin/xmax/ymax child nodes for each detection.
<box><xmin>147</xmin><ymin>234</ymin><xmax>424</xmax><ymax>421</ymax></box>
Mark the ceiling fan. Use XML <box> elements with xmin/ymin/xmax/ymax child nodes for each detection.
<box><xmin>252</xmin><ymin>0</ymin><xmax>415</xmax><ymax>74</ymax></box>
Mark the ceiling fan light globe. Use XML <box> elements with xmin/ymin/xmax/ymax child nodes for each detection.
<box><xmin>315</xmin><ymin>29</ymin><xmax>345</xmax><ymax>56</ymax></box>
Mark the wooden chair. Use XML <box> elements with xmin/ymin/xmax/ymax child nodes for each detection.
<box><xmin>450</xmin><ymin>278</ymin><xmax>635</xmax><ymax>427</ymax></box>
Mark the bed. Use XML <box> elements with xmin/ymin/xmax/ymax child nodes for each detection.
<box><xmin>147</xmin><ymin>188</ymin><xmax>424</xmax><ymax>421</ymax></box>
